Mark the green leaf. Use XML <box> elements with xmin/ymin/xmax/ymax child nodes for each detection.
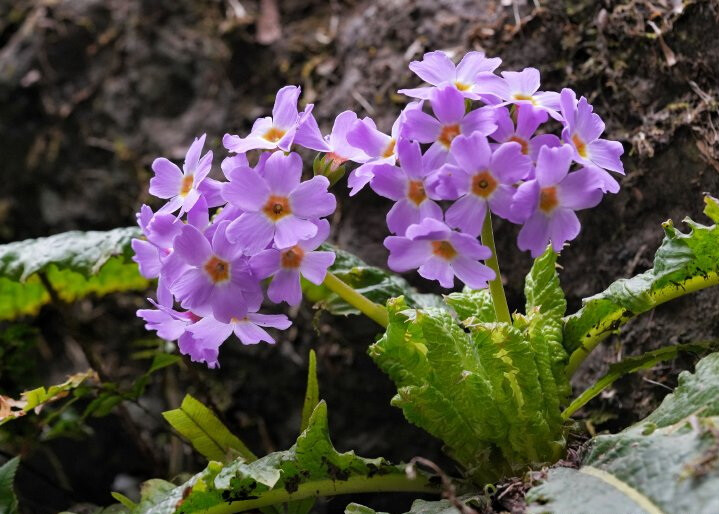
<box><xmin>0</xmin><ymin>227</ymin><xmax>149</xmax><ymax>320</ymax></box>
<box><xmin>112</xmin><ymin>492</ymin><xmax>138</xmax><ymax>509</ymax></box>
<box><xmin>346</xmin><ymin>495</ymin><xmax>488</xmax><ymax>514</ymax></box>
<box><xmin>162</xmin><ymin>395</ymin><xmax>257</xmax><ymax>463</ymax></box>
<box><xmin>0</xmin><ymin>369</ymin><xmax>99</xmax><ymax>425</ymax></box>
<box><xmin>300</xmin><ymin>350</ymin><xmax>319</xmax><ymax>435</ymax></box>
<box><xmin>304</xmin><ymin>244</ymin><xmax>443</xmax><ymax>316</ymax></box>
<box><xmin>444</xmin><ymin>288</ymin><xmax>496</xmax><ymax>322</ymax></box>
<box><xmin>0</xmin><ymin>457</ymin><xmax>20</xmax><ymax>514</ymax></box>
<box><xmin>527</xmin><ymin>352</ymin><xmax>719</xmax><ymax>514</ymax></box>
<box><xmin>132</xmin><ymin>402</ymin><xmax>436</xmax><ymax>513</ymax></box>
<box><xmin>369</xmin><ymin>297</ymin><xmax>567</xmax><ymax>485</ymax></box>
<box><xmin>148</xmin><ymin>353</ymin><xmax>182</xmax><ymax>374</ymax></box>
<box><xmin>563</xmin><ymin>341</ymin><xmax>717</xmax><ymax>419</ymax></box>
<box><xmin>564</xmin><ymin>195</ymin><xmax>719</xmax><ymax>374</ymax></box>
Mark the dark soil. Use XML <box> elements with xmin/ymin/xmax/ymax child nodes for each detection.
<box><xmin>1</xmin><ymin>0</ymin><xmax>718</xmax><ymax>512</ymax></box>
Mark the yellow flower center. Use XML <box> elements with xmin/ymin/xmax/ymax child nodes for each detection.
<box><xmin>539</xmin><ymin>186</ymin><xmax>559</xmax><ymax>213</ymax></box>
<box><xmin>454</xmin><ymin>81</ymin><xmax>470</xmax><ymax>91</ymax></box>
<box><xmin>180</xmin><ymin>175</ymin><xmax>194</xmax><ymax>196</ymax></box>
<box><xmin>431</xmin><ymin>241</ymin><xmax>457</xmax><ymax>260</ymax></box>
<box><xmin>407</xmin><ymin>180</ymin><xmax>427</xmax><ymax>206</ymax></box>
<box><xmin>204</xmin><ymin>256</ymin><xmax>230</xmax><ymax>283</ymax></box>
<box><xmin>280</xmin><ymin>245</ymin><xmax>305</xmax><ymax>268</ymax></box>
<box><xmin>471</xmin><ymin>171</ymin><xmax>498</xmax><ymax>198</ymax></box>
<box><xmin>262</xmin><ymin>195</ymin><xmax>291</xmax><ymax>221</ymax></box>
<box><xmin>382</xmin><ymin>139</ymin><xmax>396</xmax><ymax>158</ymax></box>
<box><xmin>263</xmin><ymin>126</ymin><xmax>286</xmax><ymax>143</ymax></box>
<box><xmin>512</xmin><ymin>93</ymin><xmax>537</xmax><ymax>105</ymax></box>
<box><xmin>572</xmin><ymin>133</ymin><xmax>588</xmax><ymax>158</ymax></box>
<box><xmin>438</xmin><ymin>124</ymin><xmax>461</xmax><ymax>148</ymax></box>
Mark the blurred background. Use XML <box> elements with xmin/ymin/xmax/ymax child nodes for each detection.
<box><xmin>1</xmin><ymin>0</ymin><xmax>718</xmax><ymax>512</ymax></box>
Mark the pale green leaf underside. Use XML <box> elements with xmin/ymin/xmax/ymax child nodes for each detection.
<box><xmin>162</xmin><ymin>395</ymin><xmax>257</xmax><ymax>463</ymax></box>
<box><xmin>0</xmin><ymin>227</ymin><xmax>149</xmax><ymax>320</ymax></box>
<box><xmin>563</xmin><ymin>195</ymin><xmax>719</xmax><ymax>369</ymax></box>
<box><xmin>135</xmin><ymin>402</ymin><xmax>433</xmax><ymax>513</ymax></box>
<box><xmin>346</xmin><ymin>494</ymin><xmax>487</xmax><ymax>514</ymax></box>
<box><xmin>527</xmin><ymin>352</ymin><xmax>719</xmax><ymax>514</ymax></box>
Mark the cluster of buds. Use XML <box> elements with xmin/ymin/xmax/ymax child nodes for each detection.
<box><xmin>133</xmin><ymin>51</ymin><xmax>623</xmax><ymax>367</ymax></box>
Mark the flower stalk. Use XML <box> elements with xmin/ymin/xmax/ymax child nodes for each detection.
<box><xmin>480</xmin><ymin>213</ymin><xmax>512</xmax><ymax>324</ymax></box>
<box><xmin>322</xmin><ymin>272</ymin><xmax>389</xmax><ymax>327</ymax></box>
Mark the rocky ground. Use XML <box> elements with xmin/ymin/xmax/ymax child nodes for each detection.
<box><xmin>1</xmin><ymin>0</ymin><xmax>718</xmax><ymax>512</ymax></box>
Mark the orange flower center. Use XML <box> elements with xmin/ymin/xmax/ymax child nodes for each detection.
<box><xmin>280</xmin><ymin>245</ymin><xmax>305</xmax><ymax>268</ymax></box>
<box><xmin>539</xmin><ymin>186</ymin><xmax>559</xmax><ymax>213</ymax></box>
<box><xmin>407</xmin><ymin>180</ymin><xmax>427</xmax><ymax>206</ymax></box>
<box><xmin>454</xmin><ymin>81</ymin><xmax>470</xmax><ymax>91</ymax></box>
<box><xmin>471</xmin><ymin>171</ymin><xmax>498</xmax><ymax>198</ymax></box>
<box><xmin>431</xmin><ymin>240</ymin><xmax>457</xmax><ymax>260</ymax></box>
<box><xmin>508</xmin><ymin>135</ymin><xmax>530</xmax><ymax>155</ymax></box>
<box><xmin>382</xmin><ymin>139</ymin><xmax>396</xmax><ymax>158</ymax></box>
<box><xmin>438</xmin><ymin>124</ymin><xmax>461</xmax><ymax>148</ymax></box>
<box><xmin>204</xmin><ymin>256</ymin><xmax>230</xmax><ymax>283</ymax></box>
<box><xmin>571</xmin><ymin>133</ymin><xmax>588</xmax><ymax>158</ymax></box>
<box><xmin>262</xmin><ymin>195</ymin><xmax>291</xmax><ymax>221</ymax></box>
<box><xmin>180</xmin><ymin>175</ymin><xmax>194</xmax><ymax>196</ymax></box>
<box><xmin>263</xmin><ymin>126</ymin><xmax>286</xmax><ymax>143</ymax></box>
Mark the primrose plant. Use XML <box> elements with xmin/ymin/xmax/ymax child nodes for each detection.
<box><xmin>126</xmin><ymin>49</ymin><xmax>719</xmax><ymax>510</ymax></box>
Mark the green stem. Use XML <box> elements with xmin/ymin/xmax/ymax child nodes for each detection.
<box><xmin>322</xmin><ymin>272</ymin><xmax>389</xmax><ymax>327</ymax></box>
<box><xmin>203</xmin><ymin>473</ymin><xmax>437</xmax><ymax>513</ymax></box>
<box><xmin>565</xmin><ymin>271</ymin><xmax>719</xmax><ymax>376</ymax></box>
<box><xmin>481</xmin><ymin>213</ymin><xmax>511</xmax><ymax>323</ymax></box>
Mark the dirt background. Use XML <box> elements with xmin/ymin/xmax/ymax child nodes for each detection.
<box><xmin>1</xmin><ymin>0</ymin><xmax>719</xmax><ymax>512</ymax></box>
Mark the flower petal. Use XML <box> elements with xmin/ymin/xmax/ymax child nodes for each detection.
<box><xmin>300</xmin><ymin>251</ymin><xmax>335</xmax><ymax>284</ymax></box>
<box><xmin>587</xmin><ymin>139</ymin><xmax>625</xmax><ymax>174</ymax></box>
<box><xmin>149</xmin><ymin>158</ymin><xmax>183</xmax><ymax>199</ymax></box>
<box><xmin>289</xmin><ymin>176</ymin><xmax>335</xmax><ymax>218</ymax></box>
<box><xmin>268</xmin><ymin>269</ymin><xmax>302</xmax><ymax>305</ymax></box>
<box><xmin>517</xmin><ymin>212</ymin><xmax>550</xmax><ymax>257</ymax></box>
<box><xmin>384</xmin><ymin>236</ymin><xmax>431</xmax><ymax>272</ymax></box>
<box><xmin>264</xmin><ymin>151</ymin><xmax>302</xmax><ymax>195</ymax></box>
<box><xmin>272</xmin><ymin>85</ymin><xmax>301</xmax><ymax>129</ymax></box>
<box><xmin>174</xmin><ymin>224</ymin><xmax>212</xmax><ymax>266</ymax></box>
<box><xmin>274</xmin><ymin>216</ymin><xmax>317</xmax><ymax>249</ymax></box>
<box><xmin>418</xmin><ymin>257</ymin><xmax>455</xmax><ymax>288</ymax></box>
<box><xmin>370</xmin><ymin>164</ymin><xmax>407</xmax><ymax>201</ymax></box>
<box><xmin>548</xmin><ymin>208</ymin><xmax>581</xmax><ymax>252</ymax></box>
<box><xmin>226</xmin><ymin>212</ymin><xmax>275</xmax><ymax>255</ymax></box>
<box><xmin>445</xmin><ymin>195</ymin><xmax>487</xmax><ymax>236</ymax></box>
<box><xmin>451</xmin><ymin>256</ymin><xmax>495</xmax><ymax>289</ymax></box>
<box><xmin>535</xmin><ymin>145</ymin><xmax>573</xmax><ymax>187</ymax></box>
<box><xmin>408</xmin><ymin>51</ymin><xmax>456</xmax><ymax>86</ymax></box>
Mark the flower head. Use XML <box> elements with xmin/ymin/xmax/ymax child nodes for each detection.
<box><xmin>250</xmin><ymin>219</ymin><xmax>336</xmax><ymax>305</ymax></box>
<box><xmin>149</xmin><ymin>134</ymin><xmax>222</xmax><ymax>215</ymax></box>
<box><xmin>559</xmin><ymin>88</ymin><xmax>624</xmax><ymax>193</ymax></box>
<box><xmin>489</xmin><ymin>105</ymin><xmax>561</xmax><ymax>165</ymax></box>
<box><xmin>369</xmin><ymin>139</ymin><xmax>443</xmax><ymax>235</ymax></box>
<box><xmin>427</xmin><ymin>133</ymin><xmax>532</xmax><ymax>235</ymax></box>
<box><xmin>384</xmin><ymin>217</ymin><xmax>495</xmax><ymax>289</ymax></box>
<box><xmin>401</xmin><ymin>85</ymin><xmax>496</xmax><ymax>162</ymax></box>
<box><xmin>399</xmin><ymin>50</ymin><xmax>502</xmax><ymax>100</ymax></box>
<box><xmin>512</xmin><ymin>145</ymin><xmax>604</xmax><ymax>257</ymax></box>
<box><xmin>222</xmin><ymin>86</ymin><xmax>315</xmax><ymax>153</ymax></box>
<box><xmin>477</xmin><ymin>68</ymin><xmax>561</xmax><ymax>119</ymax></box>
<box><xmin>170</xmin><ymin>221</ymin><xmax>263</xmax><ymax>322</ymax></box>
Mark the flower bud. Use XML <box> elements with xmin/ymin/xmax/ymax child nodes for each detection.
<box><xmin>313</xmin><ymin>153</ymin><xmax>347</xmax><ymax>187</ymax></box>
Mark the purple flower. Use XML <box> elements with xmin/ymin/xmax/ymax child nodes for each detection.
<box><xmin>559</xmin><ymin>88</ymin><xmax>624</xmax><ymax>193</ymax></box>
<box><xmin>314</xmin><ymin>111</ymin><xmax>372</xmax><ymax>170</ymax></box>
<box><xmin>489</xmin><ymin>105</ymin><xmax>561</xmax><ymax>164</ymax></box>
<box><xmin>369</xmin><ymin>139</ymin><xmax>443</xmax><ymax>235</ymax></box>
<box><xmin>188</xmin><ymin>310</ymin><xmax>292</xmax><ymax>353</ymax></box>
<box><xmin>428</xmin><ymin>133</ymin><xmax>532</xmax><ymax>235</ymax></box>
<box><xmin>170</xmin><ymin>221</ymin><xmax>263</xmax><ymax>322</ymax></box>
<box><xmin>384</xmin><ymin>217</ymin><xmax>495</xmax><ymax>289</ymax></box>
<box><xmin>222</xmin><ymin>86</ymin><xmax>314</xmax><ymax>153</ymax></box>
<box><xmin>250</xmin><ymin>219</ymin><xmax>336</xmax><ymax>306</ymax></box>
<box><xmin>344</xmin><ymin>103</ymin><xmax>418</xmax><ymax>195</ymax></box>
<box><xmin>223</xmin><ymin>151</ymin><xmax>336</xmax><ymax>254</ymax></box>
<box><xmin>476</xmin><ymin>68</ymin><xmax>561</xmax><ymax>119</ymax></box>
<box><xmin>149</xmin><ymin>134</ymin><xmax>223</xmax><ymax>215</ymax></box>
<box><xmin>399</xmin><ymin>50</ymin><xmax>502</xmax><ymax>100</ymax></box>
<box><xmin>132</xmin><ymin>205</ymin><xmax>186</xmax><ymax>306</ymax></box>
<box><xmin>512</xmin><ymin>145</ymin><xmax>604</xmax><ymax>257</ymax></box>
<box><xmin>137</xmin><ymin>300</ymin><xmax>220</xmax><ymax>367</ymax></box>
<box><xmin>401</xmin><ymin>84</ymin><xmax>496</xmax><ymax>162</ymax></box>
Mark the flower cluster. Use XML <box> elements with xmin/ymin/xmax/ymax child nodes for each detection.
<box><xmin>133</xmin><ymin>51</ymin><xmax>623</xmax><ymax>367</ymax></box>
<box><xmin>134</xmin><ymin>88</ymin><xmax>337</xmax><ymax>367</ymax></box>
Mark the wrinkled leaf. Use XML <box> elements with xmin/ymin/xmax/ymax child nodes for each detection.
<box><xmin>163</xmin><ymin>395</ymin><xmax>256</xmax><ymax>463</ymax></box>
<box><xmin>0</xmin><ymin>227</ymin><xmax>149</xmax><ymax>320</ymax></box>
<box><xmin>134</xmin><ymin>402</ymin><xmax>435</xmax><ymax>513</ymax></box>
<box><xmin>564</xmin><ymin>195</ymin><xmax>719</xmax><ymax>371</ymax></box>
<box><xmin>0</xmin><ymin>457</ymin><xmax>20</xmax><ymax>514</ymax></box>
<box><xmin>527</xmin><ymin>352</ymin><xmax>719</xmax><ymax>514</ymax></box>
<box><xmin>346</xmin><ymin>495</ymin><xmax>488</xmax><ymax>514</ymax></box>
<box><xmin>303</xmin><ymin>244</ymin><xmax>443</xmax><ymax>316</ymax></box>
